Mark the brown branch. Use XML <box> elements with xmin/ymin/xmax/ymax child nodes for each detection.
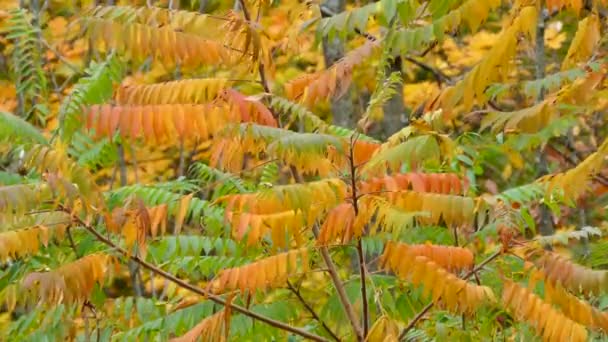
<box><xmin>286</xmin><ymin>280</ymin><xmax>341</xmax><ymax>342</ymax></box>
<box><xmin>313</xmin><ymin>224</ymin><xmax>364</xmax><ymax>341</ymax></box>
<box><xmin>397</xmin><ymin>249</ymin><xmax>502</xmax><ymax>339</ymax></box>
<box><xmin>403</xmin><ymin>56</ymin><xmax>449</xmax><ymax>86</ymax></box>
<box><xmin>66</xmin><ymin>225</ymin><xmax>81</xmax><ymax>257</ymax></box>
<box><xmin>238</xmin><ymin>0</ymin><xmax>277</xmax><ymax>121</ymax></box>
<box><xmin>65</xmin><ymin>209</ymin><xmax>328</xmax><ymax>342</ymax></box>
<box><xmin>349</xmin><ymin>135</ymin><xmax>369</xmax><ymax>337</ymax></box>
<box><xmin>551</xmin><ymin>143</ymin><xmax>608</xmax><ymax>187</ymax></box>
<box><xmin>290</xmin><ymin>165</ymin><xmax>363</xmax><ymax>341</ymax></box>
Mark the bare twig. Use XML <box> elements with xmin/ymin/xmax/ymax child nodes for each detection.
<box><xmin>41</xmin><ymin>39</ymin><xmax>80</xmax><ymax>73</ymax></box>
<box><xmin>403</xmin><ymin>56</ymin><xmax>449</xmax><ymax>86</ymax></box>
<box><xmin>287</xmin><ymin>280</ymin><xmax>341</xmax><ymax>341</ymax></box>
<box><xmin>314</xmin><ymin>224</ymin><xmax>364</xmax><ymax>341</ymax></box>
<box><xmin>117</xmin><ymin>144</ymin><xmax>144</xmax><ymax>297</ymax></box>
<box><xmin>290</xmin><ymin>166</ymin><xmax>363</xmax><ymax>341</ymax></box>
<box><xmin>65</xmin><ymin>209</ymin><xmax>328</xmax><ymax>342</ymax></box>
<box><xmin>238</xmin><ymin>0</ymin><xmax>269</xmax><ymax>93</ymax></box>
<box><xmin>66</xmin><ymin>225</ymin><xmax>80</xmax><ymax>257</ymax></box>
<box><xmin>349</xmin><ymin>135</ymin><xmax>369</xmax><ymax>337</ymax></box>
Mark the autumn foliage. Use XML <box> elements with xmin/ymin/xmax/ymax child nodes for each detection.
<box><xmin>2</xmin><ymin>0</ymin><xmax>608</xmax><ymax>341</ymax></box>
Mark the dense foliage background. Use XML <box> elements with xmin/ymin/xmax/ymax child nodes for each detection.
<box><xmin>1</xmin><ymin>0</ymin><xmax>608</xmax><ymax>340</ymax></box>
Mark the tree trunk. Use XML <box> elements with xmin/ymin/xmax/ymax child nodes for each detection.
<box><xmin>535</xmin><ymin>8</ymin><xmax>554</xmax><ymax>237</ymax></box>
<box><xmin>321</xmin><ymin>0</ymin><xmax>356</xmax><ymax>129</ymax></box>
<box><xmin>368</xmin><ymin>58</ymin><xmax>407</xmax><ymax>139</ymax></box>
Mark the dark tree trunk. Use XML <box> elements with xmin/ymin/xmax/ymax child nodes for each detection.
<box><xmin>321</xmin><ymin>0</ymin><xmax>356</xmax><ymax>129</ymax></box>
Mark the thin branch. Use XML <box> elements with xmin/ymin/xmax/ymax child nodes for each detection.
<box><xmin>403</xmin><ymin>56</ymin><xmax>449</xmax><ymax>86</ymax></box>
<box><xmin>397</xmin><ymin>249</ymin><xmax>502</xmax><ymax>339</ymax></box>
<box><xmin>287</xmin><ymin>280</ymin><xmax>341</xmax><ymax>342</ymax></box>
<box><xmin>313</xmin><ymin>224</ymin><xmax>364</xmax><ymax>341</ymax></box>
<box><xmin>66</xmin><ymin>225</ymin><xmax>80</xmax><ymax>257</ymax></box>
<box><xmin>349</xmin><ymin>135</ymin><xmax>369</xmax><ymax>337</ymax></box>
<box><xmin>41</xmin><ymin>39</ymin><xmax>80</xmax><ymax>73</ymax></box>
<box><xmin>65</xmin><ymin>209</ymin><xmax>328</xmax><ymax>342</ymax></box>
<box><xmin>290</xmin><ymin>166</ymin><xmax>363</xmax><ymax>341</ymax></box>
<box><xmin>237</xmin><ymin>0</ymin><xmax>277</xmax><ymax>120</ymax></box>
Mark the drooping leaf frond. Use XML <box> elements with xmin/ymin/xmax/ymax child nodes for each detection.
<box><xmin>561</xmin><ymin>14</ymin><xmax>600</xmax><ymax>70</ymax></box>
<box><xmin>0</xmin><ymin>111</ymin><xmax>47</xmax><ymax>145</ymax></box>
<box><xmin>359</xmin><ymin>71</ymin><xmax>402</xmax><ymax>126</ymax></box>
<box><xmin>188</xmin><ymin>162</ymin><xmax>250</xmax><ymax>198</ymax></box>
<box><xmin>380</xmin><ymin>242</ymin><xmax>495</xmax><ymax>315</ymax></box>
<box><xmin>0</xmin><ymin>183</ymin><xmax>51</xmax><ymax>220</ymax></box>
<box><xmin>207</xmin><ymin>248</ymin><xmax>309</xmax><ymax>294</ymax></box>
<box><xmin>361</xmin><ymin>131</ymin><xmax>455</xmax><ymax>176</ymax></box>
<box><xmin>84</xmin><ymin>104</ymin><xmax>236</xmax><ymax>143</ymax></box>
<box><xmin>366</xmin><ymin>315</ymin><xmax>400</xmax><ymax>342</ymax></box>
<box><xmin>489</xmin><ymin>62</ymin><xmax>600</xmax><ymax>100</ymax></box>
<box><xmin>268</xmin><ymin>132</ymin><xmax>344</xmax><ymax>175</ymax></box>
<box><xmin>115</xmin><ymin>78</ymin><xmax>231</xmax><ymax>105</ymax></box>
<box><xmin>528</xmin><ymin>267</ymin><xmax>608</xmax><ymax>332</ymax></box>
<box><xmin>360</xmin><ymin>172</ymin><xmax>467</xmax><ymax>196</ymax></box>
<box><xmin>86</xmin><ymin>5</ymin><xmax>225</xmax><ymax>38</ymax></box>
<box><xmin>22</xmin><ymin>144</ymin><xmax>101</xmax><ymax>208</ymax></box>
<box><xmin>220</xmin><ymin>90</ymin><xmax>277</xmax><ymax>127</ymax></box>
<box><xmin>538</xmin><ymin>136</ymin><xmax>608</xmax><ymax>202</ymax></box>
<box><xmin>213</xmin><ymin>127</ymin><xmax>342</xmax><ymax>175</ymax></box>
<box><xmin>6</xmin><ymin>8</ymin><xmax>48</xmax><ymax>125</ymax></box>
<box><xmin>545</xmin><ymin>279</ymin><xmax>608</xmax><ymax>332</ymax></box>
<box><xmin>428</xmin><ymin>5</ymin><xmax>537</xmax><ymax>118</ymax></box>
<box><xmin>269</xmin><ymin>95</ymin><xmax>380</xmax><ymax>143</ymax></box>
<box><xmin>170</xmin><ymin>307</ymin><xmax>231</xmax><ymax>342</ymax></box>
<box><xmin>0</xmin><ymin>225</ymin><xmax>66</xmax><ymax>262</ymax></box>
<box><xmin>531</xmin><ymin>251</ymin><xmax>608</xmax><ymax>295</ymax></box>
<box><xmin>317</xmin><ymin>197</ymin><xmax>425</xmax><ymax>245</ymax></box>
<box><xmin>85</xmin><ymin>18</ymin><xmax>231</xmax><ymax>68</ymax></box>
<box><xmin>502</xmin><ymin>279</ymin><xmax>588</xmax><ymax>342</ymax></box>
<box><xmin>68</xmin><ymin>133</ymin><xmax>117</xmax><ymax>169</ymax></box>
<box><xmin>285</xmin><ymin>40</ymin><xmax>379</xmax><ymax>107</ymax></box>
<box><xmin>108</xmin><ymin>183</ymin><xmax>224</xmax><ymax>230</ymax></box>
<box><xmin>481</xmin><ymin>101</ymin><xmax>555</xmax><ymax>134</ymax></box>
<box><xmin>482</xmin><ymin>69</ymin><xmax>605</xmax><ymax>134</ymax></box>
<box><xmin>148</xmin><ymin>236</ymin><xmax>249</xmax><ymax>280</ymax></box>
<box><xmin>536</xmin><ymin>226</ymin><xmax>601</xmax><ymax>248</ymax></box>
<box><xmin>317</xmin><ymin>2</ymin><xmax>377</xmax><ymax>40</ymax></box>
<box><xmin>317</xmin><ymin>203</ymin><xmax>363</xmax><ymax>245</ymax></box>
<box><xmin>223</xmin><ymin>10</ymin><xmax>273</xmax><ymax>73</ymax></box>
<box><xmin>1</xmin><ymin>211</ymin><xmax>70</xmax><ymax>232</ymax></box>
<box><xmin>21</xmin><ymin>253</ymin><xmax>111</xmax><ymax>305</ymax></box>
<box><xmin>59</xmin><ymin>53</ymin><xmax>124</xmax><ymax>142</ymax></box>
<box><xmin>382</xmin><ymin>241</ymin><xmax>474</xmax><ymax>273</ymax></box>
<box><xmin>387</xmin><ymin>0</ymin><xmax>501</xmax><ymax>56</ymax></box>
<box><xmin>386</xmin><ymin>191</ymin><xmax>476</xmax><ymax>227</ymax></box>
<box><xmin>210</xmin><ymin>123</ymin><xmax>288</xmax><ymax>172</ymax></box>
<box><xmin>220</xmin><ymin>178</ymin><xmax>347</xmax><ymax>215</ymax></box>
<box><xmin>226</xmin><ymin>210</ymin><xmax>315</xmax><ymax>250</ymax></box>
<box><xmin>493</xmin><ymin>182</ymin><xmax>547</xmax><ymax>206</ymax></box>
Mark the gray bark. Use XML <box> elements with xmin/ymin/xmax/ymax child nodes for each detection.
<box><xmin>382</xmin><ymin>58</ymin><xmax>407</xmax><ymax>137</ymax></box>
<box><xmin>535</xmin><ymin>8</ymin><xmax>554</xmax><ymax>237</ymax></box>
<box><xmin>321</xmin><ymin>0</ymin><xmax>356</xmax><ymax>129</ymax></box>
<box><xmin>368</xmin><ymin>58</ymin><xmax>407</xmax><ymax>139</ymax></box>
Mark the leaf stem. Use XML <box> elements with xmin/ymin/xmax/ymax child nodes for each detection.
<box><xmin>349</xmin><ymin>135</ymin><xmax>369</xmax><ymax>337</ymax></box>
<box><xmin>313</xmin><ymin>224</ymin><xmax>364</xmax><ymax>341</ymax></box>
<box><xmin>290</xmin><ymin>165</ymin><xmax>363</xmax><ymax>341</ymax></box>
<box><xmin>287</xmin><ymin>280</ymin><xmax>341</xmax><ymax>342</ymax></box>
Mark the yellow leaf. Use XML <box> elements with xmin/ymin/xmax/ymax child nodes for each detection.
<box><xmin>174</xmin><ymin>193</ymin><xmax>193</xmax><ymax>235</ymax></box>
<box><xmin>562</xmin><ymin>14</ymin><xmax>600</xmax><ymax>70</ymax></box>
